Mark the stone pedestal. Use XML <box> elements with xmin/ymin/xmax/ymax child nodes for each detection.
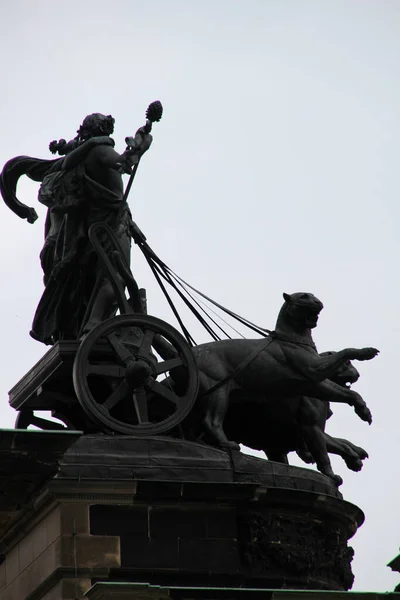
<box><xmin>0</xmin><ymin>434</ymin><xmax>363</xmax><ymax>599</ymax></box>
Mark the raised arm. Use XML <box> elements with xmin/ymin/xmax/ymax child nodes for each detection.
<box><xmin>63</xmin><ymin>130</ymin><xmax>152</xmax><ymax>174</ymax></box>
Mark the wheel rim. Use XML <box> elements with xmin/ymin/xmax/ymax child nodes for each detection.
<box><xmin>73</xmin><ymin>315</ymin><xmax>199</xmax><ymax>435</ymax></box>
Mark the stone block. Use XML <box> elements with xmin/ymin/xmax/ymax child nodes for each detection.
<box><xmin>61</xmin><ymin>534</ymin><xmax>120</xmax><ymax>569</ymax></box>
<box><xmin>206</xmin><ymin>509</ymin><xmax>237</xmax><ymax>538</ymax></box>
<box><xmin>46</xmin><ymin>505</ymin><xmax>62</xmax><ymax>543</ymax></box>
<box><xmin>61</xmin><ymin>503</ymin><xmax>89</xmax><ymax>535</ymax></box>
<box><xmin>121</xmin><ymin>537</ymin><xmax>179</xmax><ymax>569</ymax></box>
<box><xmin>5</xmin><ymin>545</ymin><xmax>18</xmax><ymax>586</ymax></box>
<box><xmin>32</xmin><ymin>519</ymin><xmax>47</xmax><ymax>559</ymax></box>
<box><xmin>18</xmin><ymin>529</ymin><xmax>34</xmax><ymax>572</ymax></box>
<box><xmin>0</xmin><ymin>562</ymin><xmax>6</xmax><ymax>589</ymax></box>
<box><xmin>178</xmin><ymin>538</ymin><xmax>240</xmax><ymax>573</ymax></box>
<box><xmin>90</xmin><ymin>505</ymin><xmax>148</xmax><ymax>538</ymax></box>
<box><xmin>150</xmin><ymin>507</ymin><xmax>206</xmax><ymax>538</ymax></box>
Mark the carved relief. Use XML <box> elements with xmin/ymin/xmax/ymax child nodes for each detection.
<box><xmin>238</xmin><ymin>512</ymin><xmax>354</xmax><ymax>590</ymax></box>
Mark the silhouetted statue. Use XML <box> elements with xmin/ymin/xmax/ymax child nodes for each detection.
<box><xmin>0</xmin><ymin>112</ymin><xmax>154</xmax><ymax>344</ymax></box>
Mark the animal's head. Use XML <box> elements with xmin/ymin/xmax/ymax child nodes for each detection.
<box><xmin>321</xmin><ymin>351</ymin><xmax>360</xmax><ymax>387</ymax></box>
<box><xmin>278</xmin><ymin>292</ymin><xmax>324</xmax><ymax>330</ymax></box>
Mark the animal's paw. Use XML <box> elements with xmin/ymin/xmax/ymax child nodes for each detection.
<box><xmin>350</xmin><ymin>445</ymin><xmax>369</xmax><ymax>459</ymax></box>
<box><xmin>354</xmin><ymin>404</ymin><xmax>372</xmax><ymax>424</ymax></box>
<box><xmin>357</xmin><ymin>347</ymin><xmax>379</xmax><ymax>361</ymax></box>
<box><xmin>344</xmin><ymin>457</ymin><xmax>364</xmax><ymax>472</ymax></box>
<box><xmin>323</xmin><ymin>470</ymin><xmax>343</xmax><ymax>486</ymax></box>
<box><xmin>203</xmin><ymin>419</ymin><xmax>240</xmax><ymax>451</ymax></box>
<box><xmin>331</xmin><ymin>474</ymin><xmax>343</xmax><ymax>487</ymax></box>
<box><xmin>357</xmin><ymin>447</ymin><xmax>369</xmax><ymax>459</ymax></box>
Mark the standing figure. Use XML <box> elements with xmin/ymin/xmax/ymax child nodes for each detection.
<box><xmin>0</xmin><ymin>113</ymin><xmax>153</xmax><ymax>344</ymax></box>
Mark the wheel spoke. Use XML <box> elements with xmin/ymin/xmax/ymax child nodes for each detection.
<box><xmin>138</xmin><ymin>329</ymin><xmax>155</xmax><ymax>357</ymax></box>
<box><xmin>155</xmin><ymin>357</ymin><xmax>183</xmax><ymax>375</ymax></box>
<box><xmin>87</xmin><ymin>363</ymin><xmax>126</xmax><ymax>378</ymax></box>
<box><xmin>149</xmin><ymin>380</ymin><xmax>181</xmax><ymax>406</ymax></box>
<box><xmin>103</xmin><ymin>380</ymin><xmax>130</xmax><ymax>410</ymax></box>
<box><xmin>107</xmin><ymin>333</ymin><xmax>134</xmax><ymax>365</ymax></box>
<box><xmin>133</xmin><ymin>387</ymin><xmax>150</xmax><ymax>424</ymax></box>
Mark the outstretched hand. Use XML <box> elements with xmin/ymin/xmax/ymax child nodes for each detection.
<box><xmin>132</xmin><ymin>127</ymin><xmax>153</xmax><ymax>155</ymax></box>
<box><xmin>24</xmin><ymin>207</ymin><xmax>38</xmax><ymax>224</ymax></box>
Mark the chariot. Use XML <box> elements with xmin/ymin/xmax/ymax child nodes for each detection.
<box><xmin>10</xmin><ymin>221</ymin><xmax>265</xmax><ymax>435</ymax></box>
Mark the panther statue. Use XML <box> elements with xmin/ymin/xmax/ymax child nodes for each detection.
<box><xmin>222</xmin><ymin>352</ymin><xmax>368</xmax><ymax>486</ymax></box>
<box><xmin>184</xmin><ymin>292</ymin><xmax>378</xmax><ymax>485</ymax></box>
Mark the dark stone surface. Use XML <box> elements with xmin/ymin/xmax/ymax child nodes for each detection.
<box><xmin>0</xmin><ymin>429</ymin><xmax>81</xmax><ymax>540</ymax></box>
<box><xmin>58</xmin><ymin>434</ymin><xmax>364</xmax><ymax>590</ymax></box>
<box><xmin>0</xmin><ymin>430</ymin><xmax>364</xmax><ymax>591</ymax></box>
<box><xmin>59</xmin><ymin>434</ymin><xmax>343</xmax><ymax>498</ymax></box>
<box><xmin>238</xmin><ymin>511</ymin><xmax>355</xmax><ymax>590</ymax></box>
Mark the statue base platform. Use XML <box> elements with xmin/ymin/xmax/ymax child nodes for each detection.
<box><xmin>0</xmin><ymin>433</ymin><xmax>363</xmax><ymax>599</ymax></box>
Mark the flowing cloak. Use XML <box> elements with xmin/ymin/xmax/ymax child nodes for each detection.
<box><xmin>0</xmin><ymin>140</ymin><xmax>133</xmax><ymax>344</ymax></box>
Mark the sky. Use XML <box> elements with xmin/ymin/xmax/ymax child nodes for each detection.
<box><xmin>0</xmin><ymin>0</ymin><xmax>399</xmax><ymax>591</ymax></box>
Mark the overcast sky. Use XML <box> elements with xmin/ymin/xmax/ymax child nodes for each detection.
<box><xmin>1</xmin><ymin>0</ymin><xmax>399</xmax><ymax>591</ymax></box>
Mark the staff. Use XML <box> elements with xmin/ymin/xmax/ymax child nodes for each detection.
<box><xmin>123</xmin><ymin>100</ymin><xmax>163</xmax><ymax>203</ymax></box>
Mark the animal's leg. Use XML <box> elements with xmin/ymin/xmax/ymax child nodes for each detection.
<box><xmin>324</xmin><ymin>434</ymin><xmax>368</xmax><ymax>472</ymax></box>
<box><xmin>281</xmin><ymin>347</ymin><xmax>378</xmax><ymax>388</ymax></box>
<box><xmin>203</xmin><ymin>386</ymin><xmax>240</xmax><ymax>451</ymax></box>
<box><xmin>332</xmin><ymin>437</ymin><xmax>368</xmax><ymax>459</ymax></box>
<box><xmin>298</xmin><ymin>397</ymin><xmax>343</xmax><ymax>486</ymax></box>
<box><xmin>303</xmin><ymin>347</ymin><xmax>379</xmax><ymax>383</ymax></box>
<box><xmin>311</xmin><ymin>380</ymin><xmax>372</xmax><ymax>424</ymax></box>
<box><xmin>296</xmin><ymin>448</ymin><xmax>315</xmax><ymax>464</ymax></box>
<box><xmin>265</xmin><ymin>452</ymin><xmax>289</xmax><ymax>464</ymax></box>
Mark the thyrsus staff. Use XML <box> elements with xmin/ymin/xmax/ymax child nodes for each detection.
<box><xmin>123</xmin><ymin>100</ymin><xmax>163</xmax><ymax>203</ymax></box>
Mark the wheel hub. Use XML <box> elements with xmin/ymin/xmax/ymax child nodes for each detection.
<box><xmin>125</xmin><ymin>359</ymin><xmax>153</xmax><ymax>389</ymax></box>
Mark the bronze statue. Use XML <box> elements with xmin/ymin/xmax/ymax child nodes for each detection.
<box><xmin>0</xmin><ymin>108</ymin><xmax>160</xmax><ymax>344</ymax></box>
<box><xmin>1</xmin><ymin>106</ymin><xmax>378</xmax><ymax>489</ymax></box>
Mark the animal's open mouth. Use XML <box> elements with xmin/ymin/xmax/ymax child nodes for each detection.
<box><xmin>338</xmin><ymin>374</ymin><xmax>359</xmax><ymax>388</ymax></box>
<box><xmin>306</xmin><ymin>311</ymin><xmax>321</xmax><ymax>327</ymax></box>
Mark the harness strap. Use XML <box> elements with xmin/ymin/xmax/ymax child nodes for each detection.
<box><xmin>202</xmin><ymin>336</ymin><xmax>274</xmax><ymax>398</ymax></box>
<box><xmin>270</xmin><ymin>330</ymin><xmax>317</xmax><ymax>350</ymax></box>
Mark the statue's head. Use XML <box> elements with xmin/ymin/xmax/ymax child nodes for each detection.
<box><xmin>77</xmin><ymin>113</ymin><xmax>115</xmax><ymax>140</ymax></box>
<box><xmin>280</xmin><ymin>292</ymin><xmax>324</xmax><ymax>329</ymax></box>
<box><xmin>320</xmin><ymin>352</ymin><xmax>360</xmax><ymax>387</ymax></box>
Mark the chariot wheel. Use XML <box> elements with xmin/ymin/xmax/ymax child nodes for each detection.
<box><xmin>73</xmin><ymin>314</ymin><xmax>199</xmax><ymax>435</ymax></box>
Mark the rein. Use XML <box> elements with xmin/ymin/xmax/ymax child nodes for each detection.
<box><xmin>270</xmin><ymin>330</ymin><xmax>317</xmax><ymax>350</ymax></box>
